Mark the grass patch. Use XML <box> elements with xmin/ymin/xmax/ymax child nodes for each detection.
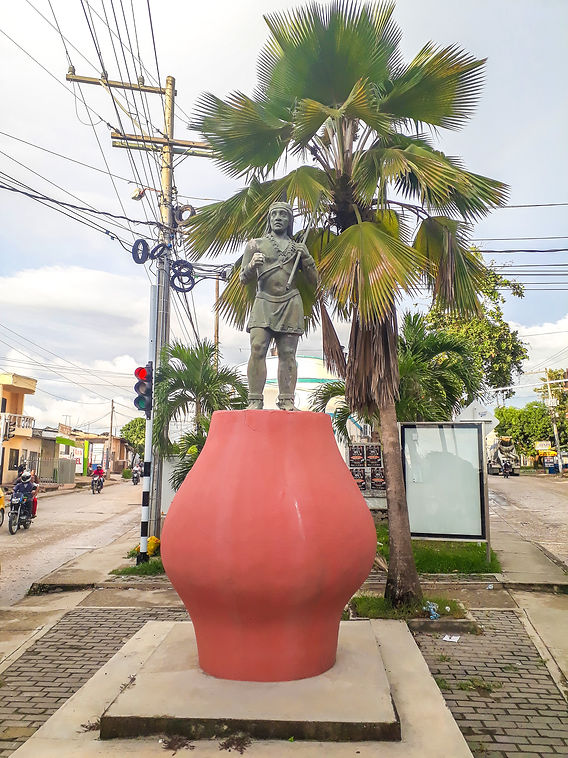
<box><xmin>438</xmin><ymin>654</ymin><xmax>452</xmax><ymax>663</ymax></box>
<box><xmin>110</xmin><ymin>557</ymin><xmax>165</xmax><ymax>576</ymax></box>
<box><xmin>457</xmin><ymin>677</ymin><xmax>502</xmax><ymax>695</ymax></box>
<box><xmin>376</xmin><ymin>524</ymin><xmax>501</xmax><ymax>574</ymax></box>
<box><xmin>502</xmin><ymin>663</ymin><xmax>518</xmax><ymax>672</ymax></box>
<box><xmin>350</xmin><ymin>593</ymin><xmax>465</xmax><ymax>620</ymax></box>
<box><xmin>434</xmin><ymin>676</ymin><xmax>450</xmax><ymax>690</ymax></box>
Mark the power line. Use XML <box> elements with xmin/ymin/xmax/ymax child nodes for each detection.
<box><xmin>0</xmin><ymin>179</ymin><xmax>161</xmax><ymax>227</ymax></box>
<box><xmin>0</xmin><ymin>148</ymin><xmax>136</xmax><ymax>237</ymax></box>
<box><xmin>475</xmin><ymin>235</ymin><xmax>568</xmax><ymax>242</ymax></box>
<box><xmin>481</xmin><ymin>248</ymin><xmax>568</xmax><ymax>254</ymax></box>
<box><xmin>0</xmin><ymin>130</ymin><xmax>132</xmax><ymax>184</ymax></box>
<box><xmin>0</xmin><ymin>323</ymin><xmax>136</xmax><ymax>395</ymax></box>
<box><xmin>0</xmin><ymin>26</ymin><xmax>117</xmax><ymax>129</ymax></box>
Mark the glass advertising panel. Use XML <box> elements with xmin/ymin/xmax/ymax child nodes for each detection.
<box><xmin>402</xmin><ymin>424</ymin><xmax>485</xmax><ymax>539</ymax></box>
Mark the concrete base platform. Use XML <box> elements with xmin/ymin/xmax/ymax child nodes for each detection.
<box><xmin>12</xmin><ymin>620</ymin><xmax>473</xmax><ymax>757</ymax></box>
<box><xmin>101</xmin><ymin>621</ymin><xmax>399</xmax><ymax>742</ymax></box>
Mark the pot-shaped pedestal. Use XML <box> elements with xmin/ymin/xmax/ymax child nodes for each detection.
<box><xmin>161</xmin><ymin>410</ymin><xmax>376</xmax><ymax>681</ymax></box>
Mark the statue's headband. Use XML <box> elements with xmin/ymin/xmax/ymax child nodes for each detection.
<box><xmin>268</xmin><ymin>202</ymin><xmax>293</xmax><ymax>216</ymax></box>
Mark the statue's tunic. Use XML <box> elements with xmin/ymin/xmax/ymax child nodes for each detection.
<box><xmin>240</xmin><ymin>237</ymin><xmax>308</xmax><ymax>335</ymax></box>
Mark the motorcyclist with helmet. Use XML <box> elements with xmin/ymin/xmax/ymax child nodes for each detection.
<box><xmin>12</xmin><ymin>471</ymin><xmax>38</xmax><ymax>519</ymax></box>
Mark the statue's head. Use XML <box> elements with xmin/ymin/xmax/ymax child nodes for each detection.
<box><xmin>266</xmin><ymin>201</ymin><xmax>294</xmax><ymax>237</ymax></box>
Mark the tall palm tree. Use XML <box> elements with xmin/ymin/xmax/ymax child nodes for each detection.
<box><xmin>153</xmin><ymin>339</ymin><xmax>248</xmax><ymax>453</ymax></box>
<box><xmin>184</xmin><ymin>2</ymin><xmax>507</xmax><ymax>604</ymax></box>
<box><xmin>310</xmin><ymin>312</ymin><xmax>483</xmax><ymax>440</ymax></box>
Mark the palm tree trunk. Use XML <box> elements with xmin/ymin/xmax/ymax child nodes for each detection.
<box><xmin>378</xmin><ymin>397</ymin><xmax>422</xmax><ymax>606</ymax></box>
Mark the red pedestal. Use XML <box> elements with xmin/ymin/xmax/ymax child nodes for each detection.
<box><xmin>161</xmin><ymin>410</ymin><xmax>376</xmax><ymax>682</ymax></box>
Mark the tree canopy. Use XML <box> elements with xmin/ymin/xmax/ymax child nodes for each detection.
<box><xmin>120</xmin><ymin>417</ymin><xmax>145</xmax><ymax>458</ymax></box>
<box><xmin>494</xmin><ymin>401</ymin><xmax>567</xmax><ymax>455</ymax></box>
<box><xmin>310</xmin><ymin>311</ymin><xmax>482</xmax><ymax>440</ymax></box>
<box><xmin>428</xmin><ymin>269</ymin><xmax>527</xmax><ymax>396</ymax></box>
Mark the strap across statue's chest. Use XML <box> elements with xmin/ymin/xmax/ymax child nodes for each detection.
<box><xmin>258</xmin><ymin>240</ymin><xmax>297</xmax><ymax>279</ymax></box>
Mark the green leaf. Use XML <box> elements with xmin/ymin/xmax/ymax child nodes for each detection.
<box><xmin>259</xmin><ymin>2</ymin><xmax>402</xmax><ymax>108</ymax></box>
<box><xmin>318</xmin><ymin>221</ymin><xmax>425</xmax><ymax>323</ymax></box>
<box><xmin>382</xmin><ymin>43</ymin><xmax>486</xmax><ymax>130</ymax></box>
<box><xmin>184</xmin><ymin>168</ymin><xmax>330</xmax><ymax>258</ymax></box>
<box><xmin>413</xmin><ymin>216</ymin><xmax>487</xmax><ymax>315</ymax></box>
<box><xmin>193</xmin><ymin>91</ymin><xmax>291</xmax><ymax>178</ymax></box>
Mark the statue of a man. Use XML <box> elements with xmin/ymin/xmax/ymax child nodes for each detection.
<box><xmin>239</xmin><ymin>202</ymin><xmax>319</xmax><ymax>410</ymax></box>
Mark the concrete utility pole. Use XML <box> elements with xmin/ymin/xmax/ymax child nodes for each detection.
<box><xmin>214</xmin><ymin>278</ymin><xmax>220</xmax><ymax>370</ymax></box>
<box><xmin>546</xmin><ymin>371</ymin><xmax>564</xmax><ymax>475</ymax></box>
<box><xmin>149</xmin><ymin>75</ymin><xmax>175</xmax><ymax>539</ymax></box>
<box><xmin>108</xmin><ymin>399</ymin><xmax>114</xmax><ymax>474</ymax></box>
<box><xmin>66</xmin><ymin>70</ymin><xmax>212</xmax><ymax>537</ymax></box>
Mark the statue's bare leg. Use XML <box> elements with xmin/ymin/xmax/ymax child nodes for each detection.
<box><xmin>275</xmin><ymin>333</ymin><xmax>299</xmax><ymax>410</ymax></box>
<box><xmin>247</xmin><ymin>327</ymin><xmax>272</xmax><ymax>409</ymax></box>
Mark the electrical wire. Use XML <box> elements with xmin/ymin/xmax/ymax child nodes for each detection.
<box><xmin>0</xmin><ymin>26</ymin><xmax>118</xmax><ymax>129</ymax></box>
<box><xmin>0</xmin><ymin>178</ymin><xmax>160</xmax><ymax>228</ymax></box>
<box><xmin>475</xmin><ymin>235</ymin><xmax>568</xmax><ymax>242</ymax></box>
<box><xmin>0</xmin><ymin>333</ymin><xmax>134</xmax><ymax>410</ymax></box>
<box><xmin>80</xmin><ymin>0</ymin><xmax>159</xmax><ymax>231</ymax></box>
<box><xmin>0</xmin><ymin>149</ymin><xmax>138</xmax><ymax>238</ymax></box>
<box><xmin>0</xmin><ymin>323</ymin><xmax>135</xmax><ymax>394</ymax></box>
<box><xmin>0</xmin><ymin>130</ymin><xmax>133</xmax><ymax>184</ymax></box>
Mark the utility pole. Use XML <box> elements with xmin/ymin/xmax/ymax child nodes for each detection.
<box><xmin>214</xmin><ymin>278</ymin><xmax>220</xmax><ymax>370</ymax></box>
<box><xmin>108</xmin><ymin>399</ymin><xmax>114</xmax><ymax>475</ymax></box>
<box><xmin>66</xmin><ymin>70</ymin><xmax>212</xmax><ymax>536</ymax></box>
<box><xmin>546</xmin><ymin>371</ymin><xmax>563</xmax><ymax>475</ymax></box>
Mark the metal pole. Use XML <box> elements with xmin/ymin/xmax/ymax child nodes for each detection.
<box><xmin>214</xmin><ymin>277</ymin><xmax>219</xmax><ymax>370</ymax></box>
<box><xmin>138</xmin><ymin>285</ymin><xmax>158</xmax><ymax>564</ymax></box>
<box><xmin>547</xmin><ymin>371</ymin><xmax>563</xmax><ymax>475</ymax></box>
<box><xmin>108</xmin><ymin>399</ymin><xmax>114</xmax><ymax>476</ymax></box>
<box><xmin>150</xmin><ymin>75</ymin><xmax>176</xmax><ymax>538</ymax></box>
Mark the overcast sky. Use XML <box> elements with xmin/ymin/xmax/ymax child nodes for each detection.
<box><xmin>1</xmin><ymin>0</ymin><xmax>567</xmax><ymax>431</ymax></box>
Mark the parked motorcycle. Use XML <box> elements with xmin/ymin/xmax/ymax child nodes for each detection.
<box><xmin>91</xmin><ymin>475</ymin><xmax>104</xmax><ymax>494</ymax></box>
<box><xmin>8</xmin><ymin>491</ymin><xmax>32</xmax><ymax>534</ymax></box>
<box><xmin>132</xmin><ymin>469</ymin><xmax>140</xmax><ymax>485</ymax></box>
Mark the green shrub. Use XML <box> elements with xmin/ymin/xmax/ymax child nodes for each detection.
<box><xmin>122</xmin><ymin>468</ymin><xmax>133</xmax><ymax>479</ymax></box>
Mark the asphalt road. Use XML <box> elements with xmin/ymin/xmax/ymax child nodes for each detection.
<box><xmin>489</xmin><ymin>473</ymin><xmax>568</xmax><ymax>568</ymax></box>
<box><xmin>0</xmin><ymin>481</ymin><xmax>140</xmax><ymax>606</ymax></box>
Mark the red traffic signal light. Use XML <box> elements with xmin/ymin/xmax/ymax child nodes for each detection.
<box><xmin>134</xmin><ymin>366</ymin><xmax>149</xmax><ymax>382</ymax></box>
<box><xmin>134</xmin><ymin>362</ymin><xmax>153</xmax><ymax>418</ymax></box>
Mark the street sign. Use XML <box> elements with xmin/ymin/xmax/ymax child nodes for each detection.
<box><xmin>535</xmin><ymin>440</ymin><xmax>552</xmax><ymax>451</ymax></box>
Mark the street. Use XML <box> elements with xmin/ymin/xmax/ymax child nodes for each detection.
<box><xmin>0</xmin><ymin>481</ymin><xmax>140</xmax><ymax>606</ymax></box>
<box><xmin>489</xmin><ymin>473</ymin><xmax>568</xmax><ymax>568</ymax></box>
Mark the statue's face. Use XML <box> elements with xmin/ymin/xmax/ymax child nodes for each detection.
<box><xmin>269</xmin><ymin>208</ymin><xmax>291</xmax><ymax>234</ymax></box>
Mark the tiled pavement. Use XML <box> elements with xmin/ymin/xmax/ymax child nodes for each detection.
<box><xmin>415</xmin><ymin>611</ymin><xmax>568</xmax><ymax>757</ymax></box>
<box><xmin>0</xmin><ymin>607</ymin><xmax>566</xmax><ymax>757</ymax></box>
<box><xmin>0</xmin><ymin>607</ymin><xmax>189</xmax><ymax>757</ymax></box>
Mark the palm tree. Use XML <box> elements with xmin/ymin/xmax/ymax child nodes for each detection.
<box><xmin>153</xmin><ymin>339</ymin><xmax>248</xmax><ymax>454</ymax></box>
<box><xmin>310</xmin><ymin>312</ymin><xmax>483</xmax><ymax>440</ymax></box>
<box><xmin>184</xmin><ymin>2</ymin><xmax>507</xmax><ymax>604</ymax></box>
<box><xmin>169</xmin><ymin>419</ymin><xmax>210</xmax><ymax>492</ymax></box>
<box><xmin>397</xmin><ymin>312</ymin><xmax>482</xmax><ymax>421</ymax></box>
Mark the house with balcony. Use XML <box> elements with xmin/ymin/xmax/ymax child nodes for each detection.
<box><xmin>0</xmin><ymin>373</ymin><xmax>40</xmax><ymax>485</ymax></box>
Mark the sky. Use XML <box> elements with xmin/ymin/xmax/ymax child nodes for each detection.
<box><xmin>0</xmin><ymin>0</ymin><xmax>567</xmax><ymax>431</ymax></box>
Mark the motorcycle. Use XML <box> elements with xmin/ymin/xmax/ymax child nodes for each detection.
<box><xmin>8</xmin><ymin>491</ymin><xmax>32</xmax><ymax>534</ymax></box>
<box><xmin>132</xmin><ymin>469</ymin><xmax>140</xmax><ymax>485</ymax></box>
<box><xmin>91</xmin><ymin>475</ymin><xmax>104</xmax><ymax>494</ymax></box>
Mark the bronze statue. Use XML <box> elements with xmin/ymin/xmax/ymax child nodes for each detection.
<box><xmin>240</xmin><ymin>202</ymin><xmax>319</xmax><ymax>410</ymax></box>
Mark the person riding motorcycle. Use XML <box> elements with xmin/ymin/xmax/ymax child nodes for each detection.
<box><xmin>502</xmin><ymin>460</ymin><xmax>512</xmax><ymax>479</ymax></box>
<box><xmin>12</xmin><ymin>471</ymin><xmax>38</xmax><ymax>519</ymax></box>
<box><xmin>91</xmin><ymin>464</ymin><xmax>105</xmax><ymax>490</ymax></box>
<box><xmin>131</xmin><ymin>462</ymin><xmax>141</xmax><ymax>485</ymax></box>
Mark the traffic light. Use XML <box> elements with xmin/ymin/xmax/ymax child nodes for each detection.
<box><xmin>5</xmin><ymin>417</ymin><xmax>16</xmax><ymax>439</ymax></box>
<box><xmin>134</xmin><ymin>362</ymin><xmax>153</xmax><ymax>419</ymax></box>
